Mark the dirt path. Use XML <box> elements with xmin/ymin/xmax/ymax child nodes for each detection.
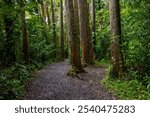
<box><xmin>24</xmin><ymin>60</ymin><xmax>116</xmax><ymax>100</ymax></box>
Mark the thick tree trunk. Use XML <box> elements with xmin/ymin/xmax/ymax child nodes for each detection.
<box><xmin>65</xmin><ymin>0</ymin><xmax>83</xmax><ymax>73</ymax></box>
<box><xmin>109</xmin><ymin>0</ymin><xmax>122</xmax><ymax>78</ymax></box>
<box><xmin>60</xmin><ymin>0</ymin><xmax>64</xmax><ymax>60</ymax></box>
<box><xmin>51</xmin><ymin>0</ymin><xmax>57</xmax><ymax>55</ymax></box>
<box><xmin>21</xmin><ymin>11</ymin><xmax>29</xmax><ymax>64</ymax></box>
<box><xmin>77</xmin><ymin>0</ymin><xmax>94</xmax><ymax>65</ymax></box>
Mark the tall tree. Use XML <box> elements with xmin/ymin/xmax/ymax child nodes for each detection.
<box><xmin>38</xmin><ymin>0</ymin><xmax>50</xmax><ymax>44</ymax></box>
<box><xmin>65</xmin><ymin>0</ymin><xmax>83</xmax><ymax>74</ymax></box>
<box><xmin>41</xmin><ymin>1</ymin><xmax>46</xmax><ymax>23</ymax></box>
<box><xmin>60</xmin><ymin>0</ymin><xmax>64</xmax><ymax>60</ymax></box>
<box><xmin>77</xmin><ymin>0</ymin><xmax>94</xmax><ymax>65</ymax></box>
<box><xmin>51</xmin><ymin>0</ymin><xmax>57</xmax><ymax>55</ymax></box>
<box><xmin>45</xmin><ymin>1</ymin><xmax>51</xmax><ymax>27</ymax></box>
<box><xmin>73</xmin><ymin>0</ymin><xmax>80</xmax><ymax>35</ymax></box>
<box><xmin>21</xmin><ymin>10</ymin><xmax>29</xmax><ymax>64</ymax></box>
<box><xmin>3</xmin><ymin>0</ymin><xmax>16</xmax><ymax>66</ymax></box>
<box><xmin>91</xmin><ymin>0</ymin><xmax>96</xmax><ymax>53</ymax></box>
<box><xmin>17</xmin><ymin>0</ymin><xmax>29</xmax><ymax>64</ymax></box>
<box><xmin>109</xmin><ymin>0</ymin><xmax>122</xmax><ymax>78</ymax></box>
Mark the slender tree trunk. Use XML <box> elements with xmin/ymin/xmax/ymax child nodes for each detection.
<box><xmin>91</xmin><ymin>0</ymin><xmax>96</xmax><ymax>53</ymax></box>
<box><xmin>51</xmin><ymin>0</ymin><xmax>57</xmax><ymax>55</ymax></box>
<box><xmin>21</xmin><ymin>11</ymin><xmax>29</xmax><ymax>64</ymax></box>
<box><xmin>109</xmin><ymin>0</ymin><xmax>122</xmax><ymax>78</ymax></box>
<box><xmin>65</xmin><ymin>0</ymin><xmax>83</xmax><ymax>74</ymax></box>
<box><xmin>41</xmin><ymin>1</ymin><xmax>46</xmax><ymax>23</ymax></box>
<box><xmin>60</xmin><ymin>0</ymin><xmax>64</xmax><ymax>60</ymax></box>
<box><xmin>37</xmin><ymin>1</ymin><xmax>49</xmax><ymax>44</ymax></box>
<box><xmin>64</xmin><ymin>3</ymin><xmax>70</xmax><ymax>62</ymax></box>
<box><xmin>46</xmin><ymin>1</ymin><xmax>51</xmax><ymax>27</ymax></box>
<box><xmin>77</xmin><ymin>0</ymin><xmax>94</xmax><ymax>65</ymax></box>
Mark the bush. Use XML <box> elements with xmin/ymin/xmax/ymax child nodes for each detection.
<box><xmin>0</xmin><ymin>63</ymin><xmax>30</xmax><ymax>99</ymax></box>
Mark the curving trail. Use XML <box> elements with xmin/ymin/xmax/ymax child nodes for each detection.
<box><xmin>24</xmin><ymin>60</ymin><xmax>116</xmax><ymax>100</ymax></box>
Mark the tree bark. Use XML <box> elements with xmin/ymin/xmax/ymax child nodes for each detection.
<box><xmin>41</xmin><ymin>1</ymin><xmax>46</xmax><ymax>24</ymax></box>
<box><xmin>92</xmin><ymin>0</ymin><xmax>96</xmax><ymax>53</ymax></box>
<box><xmin>73</xmin><ymin>0</ymin><xmax>80</xmax><ymax>35</ymax></box>
<box><xmin>60</xmin><ymin>0</ymin><xmax>64</xmax><ymax>60</ymax></box>
<box><xmin>109</xmin><ymin>0</ymin><xmax>122</xmax><ymax>78</ymax></box>
<box><xmin>21</xmin><ymin>11</ymin><xmax>29</xmax><ymax>64</ymax></box>
<box><xmin>77</xmin><ymin>0</ymin><xmax>94</xmax><ymax>65</ymax></box>
<box><xmin>51</xmin><ymin>0</ymin><xmax>57</xmax><ymax>55</ymax></box>
<box><xmin>65</xmin><ymin>0</ymin><xmax>83</xmax><ymax>73</ymax></box>
<box><xmin>46</xmin><ymin>1</ymin><xmax>51</xmax><ymax>27</ymax></box>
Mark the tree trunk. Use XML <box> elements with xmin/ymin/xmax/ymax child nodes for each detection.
<box><xmin>60</xmin><ymin>0</ymin><xmax>64</xmax><ymax>60</ymax></box>
<box><xmin>77</xmin><ymin>0</ymin><xmax>94</xmax><ymax>65</ymax></box>
<box><xmin>73</xmin><ymin>0</ymin><xmax>80</xmax><ymax>35</ymax></box>
<box><xmin>41</xmin><ymin>1</ymin><xmax>46</xmax><ymax>24</ymax></box>
<box><xmin>21</xmin><ymin>11</ymin><xmax>29</xmax><ymax>64</ymax></box>
<box><xmin>3</xmin><ymin>0</ymin><xmax>16</xmax><ymax>66</ymax></box>
<box><xmin>109</xmin><ymin>0</ymin><xmax>122</xmax><ymax>78</ymax></box>
<box><xmin>65</xmin><ymin>0</ymin><xmax>83</xmax><ymax>74</ymax></box>
<box><xmin>51</xmin><ymin>0</ymin><xmax>57</xmax><ymax>55</ymax></box>
<box><xmin>91</xmin><ymin>0</ymin><xmax>96</xmax><ymax>53</ymax></box>
<box><xmin>46</xmin><ymin>1</ymin><xmax>51</xmax><ymax>27</ymax></box>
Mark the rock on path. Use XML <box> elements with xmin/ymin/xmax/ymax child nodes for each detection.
<box><xmin>24</xmin><ymin>60</ymin><xmax>115</xmax><ymax>100</ymax></box>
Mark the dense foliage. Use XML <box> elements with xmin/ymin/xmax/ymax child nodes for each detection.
<box><xmin>0</xmin><ymin>0</ymin><xmax>149</xmax><ymax>99</ymax></box>
<box><xmin>96</xmin><ymin>0</ymin><xmax>150</xmax><ymax>99</ymax></box>
<box><xmin>0</xmin><ymin>0</ymin><xmax>65</xmax><ymax>99</ymax></box>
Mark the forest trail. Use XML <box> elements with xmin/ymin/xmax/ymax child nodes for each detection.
<box><xmin>24</xmin><ymin>60</ymin><xmax>116</xmax><ymax>100</ymax></box>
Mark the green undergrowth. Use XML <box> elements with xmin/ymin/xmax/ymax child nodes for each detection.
<box><xmin>96</xmin><ymin>60</ymin><xmax>150</xmax><ymax>100</ymax></box>
<box><xmin>0</xmin><ymin>60</ymin><xmax>54</xmax><ymax>100</ymax></box>
<box><xmin>102</xmin><ymin>78</ymin><xmax>150</xmax><ymax>100</ymax></box>
<box><xmin>95</xmin><ymin>59</ymin><xmax>111</xmax><ymax>67</ymax></box>
<box><xmin>102</xmin><ymin>70</ymin><xmax>150</xmax><ymax>100</ymax></box>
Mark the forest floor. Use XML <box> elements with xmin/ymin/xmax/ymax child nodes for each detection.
<box><xmin>24</xmin><ymin>59</ymin><xmax>116</xmax><ymax>100</ymax></box>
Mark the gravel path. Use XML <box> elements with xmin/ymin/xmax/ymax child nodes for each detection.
<box><xmin>24</xmin><ymin>60</ymin><xmax>116</xmax><ymax>100</ymax></box>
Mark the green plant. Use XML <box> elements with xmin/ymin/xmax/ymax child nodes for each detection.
<box><xmin>0</xmin><ymin>63</ymin><xmax>30</xmax><ymax>99</ymax></box>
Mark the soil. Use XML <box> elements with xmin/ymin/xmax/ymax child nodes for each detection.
<box><xmin>24</xmin><ymin>60</ymin><xmax>116</xmax><ymax>100</ymax></box>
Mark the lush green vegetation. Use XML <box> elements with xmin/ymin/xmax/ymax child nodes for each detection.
<box><xmin>102</xmin><ymin>78</ymin><xmax>150</xmax><ymax>100</ymax></box>
<box><xmin>101</xmin><ymin>64</ymin><xmax>150</xmax><ymax>100</ymax></box>
<box><xmin>0</xmin><ymin>0</ymin><xmax>64</xmax><ymax>99</ymax></box>
<box><xmin>95</xmin><ymin>0</ymin><xmax>150</xmax><ymax>99</ymax></box>
<box><xmin>0</xmin><ymin>0</ymin><xmax>149</xmax><ymax>99</ymax></box>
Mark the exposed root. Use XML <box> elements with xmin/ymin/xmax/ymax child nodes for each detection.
<box><xmin>67</xmin><ymin>66</ymin><xmax>86</xmax><ymax>77</ymax></box>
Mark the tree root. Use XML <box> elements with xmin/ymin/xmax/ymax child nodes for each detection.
<box><xmin>67</xmin><ymin>66</ymin><xmax>86</xmax><ymax>77</ymax></box>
